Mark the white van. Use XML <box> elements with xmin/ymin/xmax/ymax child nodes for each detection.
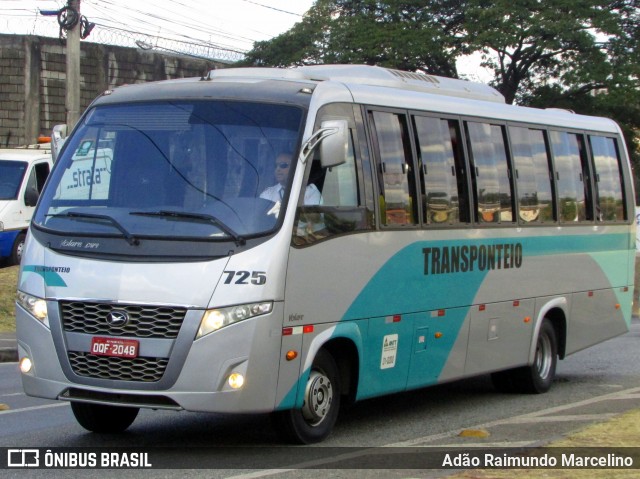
<box><xmin>0</xmin><ymin>147</ymin><xmax>52</xmax><ymax>265</ymax></box>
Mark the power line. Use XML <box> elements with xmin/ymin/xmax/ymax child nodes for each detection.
<box><xmin>86</xmin><ymin>0</ymin><xmax>261</xmax><ymax>49</ymax></box>
<box><xmin>0</xmin><ymin>0</ymin><xmax>312</xmax><ymax>60</ymax></box>
<box><xmin>238</xmin><ymin>0</ymin><xmax>302</xmax><ymax>17</ymax></box>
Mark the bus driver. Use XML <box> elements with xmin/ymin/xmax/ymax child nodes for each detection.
<box><xmin>260</xmin><ymin>153</ymin><xmax>321</xmax><ymax>205</ymax></box>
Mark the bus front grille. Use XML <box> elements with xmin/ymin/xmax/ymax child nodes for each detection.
<box><xmin>60</xmin><ymin>301</ymin><xmax>187</xmax><ymax>339</ymax></box>
<box><xmin>68</xmin><ymin>351</ymin><xmax>168</xmax><ymax>382</ymax></box>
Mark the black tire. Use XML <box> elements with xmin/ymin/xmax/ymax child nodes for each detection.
<box><xmin>9</xmin><ymin>233</ymin><xmax>26</xmax><ymax>266</ymax></box>
<box><xmin>491</xmin><ymin>318</ymin><xmax>558</xmax><ymax>394</ymax></box>
<box><xmin>273</xmin><ymin>349</ymin><xmax>341</xmax><ymax>444</ymax></box>
<box><xmin>71</xmin><ymin>402</ymin><xmax>139</xmax><ymax>433</ymax></box>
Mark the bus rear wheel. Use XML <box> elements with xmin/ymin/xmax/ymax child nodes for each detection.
<box><xmin>71</xmin><ymin>402</ymin><xmax>139</xmax><ymax>433</ymax></box>
<box><xmin>492</xmin><ymin>318</ymin><xmax>558</xmax><ymax>394</ymax></box>
<box><xmin>273</xmin><ymin>349</ymin><xmax>341</xmax><ymax>444</ymax></box>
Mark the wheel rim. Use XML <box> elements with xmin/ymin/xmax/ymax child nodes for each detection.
<box><xmin>16</xmin><ymin>240</ymin><xmax>24</xmax><ymax>262</ymax></box>
<box><xmin>301</xmin><ymin>369</ymin><xmax>333</xmax><ymax>426</ymax></box>
<box><xmin>535</xmin><ymin>331</ymin><xmax>553</xmax><ymax>380</ymax></box>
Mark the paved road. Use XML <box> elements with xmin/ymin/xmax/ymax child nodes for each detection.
<box><xmin>1</xmin><ymin>318</ymin><xmax>639</xmax><ymax>477</ymax></box>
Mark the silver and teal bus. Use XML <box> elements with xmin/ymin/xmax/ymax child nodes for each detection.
<box><xmin>16</xmin><ymin>65</ymin><xmax>635</xmax><ymax>443</ymax></box>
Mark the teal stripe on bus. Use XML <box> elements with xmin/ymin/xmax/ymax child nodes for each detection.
<box><xmin>343</xmin><ymin>233</ymin><xmax>629</xmax><ymax>320</ymax></box>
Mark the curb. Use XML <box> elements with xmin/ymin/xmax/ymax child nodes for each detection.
<box><xmin>0</xmin><ymin>332</ymin><xmax>18</xmax><ymax>363</ymax></box>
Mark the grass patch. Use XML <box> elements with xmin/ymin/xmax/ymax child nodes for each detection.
<box><xmin>0</xmin><ymin>265</ymin><xmax>18</xmax><ymax>332</ymax></box>
<box><xmin>451</xmin><ymin>409</ymin><xmax>640</xmax><ymax>479</ymax></box>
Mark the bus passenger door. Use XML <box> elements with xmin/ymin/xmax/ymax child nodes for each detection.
<box><xmin>465</xmin><ymin>299</ymin><xmax>535</xmax><ymax>376</ymax></box>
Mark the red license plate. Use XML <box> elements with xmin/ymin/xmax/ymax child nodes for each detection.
<box><xmin>90</xmin><ymin>337</ymin><xmax>139</xmax><ymax>358</ymax></box>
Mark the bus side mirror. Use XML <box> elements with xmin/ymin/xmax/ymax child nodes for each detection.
<box><xmin>301</xmin><ymin>119</ymin><xmax>349</xmax><ymax>168</ymax></box>
<box><xmin>319</xmin><ymin>120</ymin><xmax>348</xmax><ymax>168</ymax></box>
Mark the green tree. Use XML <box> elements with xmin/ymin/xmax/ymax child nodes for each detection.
<box><xmin>239</xmin><ymin>0</ymin><xmax>333</xmax><ymax>67</ymax></box>
<box><xmin>463</xmin><ymin>0</ymin><xmax>638</xmax><ymax>104</ymax></box>
<box><xmin>242</xmin><ymin>1</ymin><xmax>636</xmax><ymax>106</ymax></box>
<box><xmin>240</xmin><ymin>0</ymin><xmax>463</xmax><ymax>76</ymax></box>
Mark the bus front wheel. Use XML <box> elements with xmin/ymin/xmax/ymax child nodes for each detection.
<box><xmin>71</xmin><ymin>402</ymin><xmax>139</xmax><ymax>433</ymax></box>
<box><xmin>273</xmin><ymin>349</ymin><xmax>341</xmax><ymax>444</ymax></box>
<box><xmin>492</xmin><ymin>318</ymin><xmax>558</xmax><ymax>394</ymax></box>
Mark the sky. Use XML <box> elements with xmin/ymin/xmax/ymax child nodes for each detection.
<box><xmin>1</xmin><ymin>0</ymin><xmax>315</xmax><ymax>59</ymax></box>
<box><xmin>0</xmin><ymin>0</ymin><xmax>490</xmax><ymax>80</ymax></box>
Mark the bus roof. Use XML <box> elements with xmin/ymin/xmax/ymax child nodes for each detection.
<box><xmin>207</xmin><ymin>64</ymin><xmax>505</xmax><ymax>104</ymax></box>
<box><xmin>92</xmin><ymin>65</ymin><xmax>620</xmax><ymax>136</ymax></box>
<box><xmin>205</xmin><ymin>65</ymin><xmax>619</xmax><ymax>134</ymax></box>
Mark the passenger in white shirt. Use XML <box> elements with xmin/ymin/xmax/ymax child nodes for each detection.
<box><xmin>260</xmin><ymin>153</ymin><xmax>321</xmax><ymax>205</ymax></box>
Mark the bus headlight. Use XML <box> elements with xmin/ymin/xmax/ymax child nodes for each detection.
<box><xmin>16</xmin><ymin>291</ymin><xmax>49</xmax><ymax>328</ymax></box>
<box><xmin>196</xmin><ymin>301</ymin><xmax>273</xmax><ymax>339</ymax></box>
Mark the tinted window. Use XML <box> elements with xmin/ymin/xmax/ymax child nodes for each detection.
<box><xmin>509</xmin><ymin>126</ymin><xmax>555</xmax><ymax>223</ymax></box>
<box><xmin>466</xmin><ymin>122</ymin><xmax>514</xmax><ymax>224</ymax></box>
<box><xmin>370</xmin><ymin>111</ymin><xmax>418</xmax><ymax>226</ymax></box>
<box><xmin>550</xmin><ymin>131</ymin><xmax>593</xmax><ymax>222</ymax></box>
<box><xmin>413</xmin><ymin>116</ymin><xmax>469</xmax><ymax>225</ymax></box>
<box><xmin>590</xmin><ymin>136</ymin><xmax>625</xmax><ymax>221</ymax></box>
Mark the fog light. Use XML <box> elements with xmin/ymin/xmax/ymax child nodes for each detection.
<box><xmin>228</xmin><ymin>372</ymin><xmax>245</xmax><ymax>389</ymax></box>
<box><xmin>20</xmin><ymin>357</ymin><xmax>33</xmax><ymax>374</ymax></box>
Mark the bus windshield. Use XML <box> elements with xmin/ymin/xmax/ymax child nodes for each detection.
<box><xmin>0</xmin><ymin>160</ymin><xmax>28</xmax><ymax>200</ymax></box>
<box><xmin>33</xmin><ymin>101</ymin><xmax>304</xmax><ymax>241</ymax></box>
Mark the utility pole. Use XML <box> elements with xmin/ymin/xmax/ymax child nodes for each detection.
<box><xmin>66</xmin><ymin>0</ymin><xmax>81</xmax><ymax>132</ymax></box>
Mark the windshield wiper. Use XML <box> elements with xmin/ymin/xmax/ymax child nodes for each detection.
<box><xmin>130</xmin><ymin>210</ymin><xmax>246</xmax><ymax>246</ymax></box>
<box><xmin>47</xmin><ymin>212</ymin><xmax>140</xmax><ymax>246</ymax></box>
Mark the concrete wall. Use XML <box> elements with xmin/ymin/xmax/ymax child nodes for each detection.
<box><xmin>0</xmin><ymin>34</ymin><xmax>219</xmax><ymax>147</ymax></box>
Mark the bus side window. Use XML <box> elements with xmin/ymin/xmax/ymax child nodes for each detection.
<box><xmin>509</xmin><ymin>126</ymin><xmax>555</xmax><ymax>223</ymax></box>
<box><xmin>369</xmin><ymin>111</ymin><xmax>418</xmax><ymax>226</ymax></box>
<box><xmin>589</xmin><ymin>135</ymin><xmax>626</xmax><ymax>222</ymax></box>
<box><xmin>550</xmin><ymin>131</ymin><xmax>593</xmax><ymax>222</ymax></box>
<box><xmin>466</xmin><ymin>122</ymin><xmax>514</xmax><ymax>224</ymax></box>
<box><xmin>293</xmin><ymin>128</ymin><xmax>372</xmax><ymax>245</ymax></box>
<box><xmin>413</xmin><ymin>116</ymin><xmax>469</xmax><ymax>225</ymax></box>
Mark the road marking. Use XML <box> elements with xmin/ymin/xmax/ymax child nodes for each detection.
<box><xmin>391</xmin><ymin>385</ymin><xmax>640</xmax><ymax>447</ymax></box>
<box><xmin>0</xmin><ymin>402</ymin><xmax>67</xmax><ymax>415</ymax></box>
<box><xmin>500</xmin><ymin>413</ymin><xmax>617</xmax><ymax>424</ymax></box>
<box><xmin>0</xmin><ymin>392</ymin><xmax>26</xmax><ymax>398</ymax></box>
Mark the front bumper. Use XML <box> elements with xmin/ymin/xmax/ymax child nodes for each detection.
<box><xmin>17</xmin><ymin>300</ymin><xmax>286</xmax><ymax>414</ymax></box>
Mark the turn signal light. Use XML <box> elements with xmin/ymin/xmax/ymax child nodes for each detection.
<box><xmin>286</xmin><ymin>350</ymin><xmax>298</xmax><ymax>361</ymax></box>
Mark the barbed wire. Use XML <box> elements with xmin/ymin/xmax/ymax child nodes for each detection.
<box><xmin>0</xmin><ymin>16</ymin><xmax>246</xmax><ymax>63</ymax></box>
<box><xmin>90</xmin><ymin>23</ymin><xmax>246</xmax><ymax>62</ymax></box>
